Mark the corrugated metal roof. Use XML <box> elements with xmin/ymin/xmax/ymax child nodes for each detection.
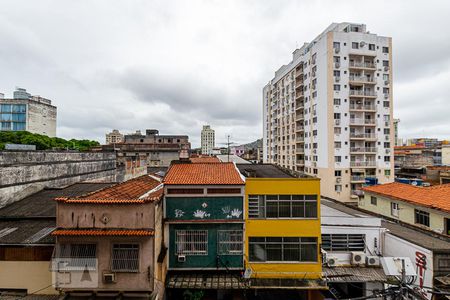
<box><xmin>323</xmin><ymin>267</ymin><xmax>387</xmax><ymax>282</ymax></box>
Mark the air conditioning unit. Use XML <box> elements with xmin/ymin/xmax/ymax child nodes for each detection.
<box><xmin>359</xmin><ymin>41</ymin><xmax>366</xmax><ymax>47</ymax></box>
<box><xmin>334</xmin><ymin>47</ymin><xmax>340</xmax><ymax>54</ymax></box>
<box><xmin>327</xmin><ymin>256</ymin><xmax>338</xmax><ymax>267</ymax></box>
<box><xmin>384</xmin><ymin>66</ymin><xmax>389</xmax><ymax>71</ymax></box>
<box><xmin>335</xmin><ymin>62</ymin><xmax>340</xmax><ymax>68</ymax></box>
<box><xmin>384</xmin><ymin>94</ymin><xmax>389</xmax><ymax>99</ymax></box>
<box><xmin>103</xmin><ymin>273</ymin><xmax>116</xmax><ymax>284</ymax></box>
<box><xmin>366</xmin><ymin>256</ymin><xmax>381</xmax><ymax>266</ymax></box>
<box><xmin>351</xmin><ymin>251</ymin><xmax>366</xmax><ymax>265</ymax></box>
<box><xmin>336</xmin><ymin>177</ymin><xmax>342</xmax><ymax>183</ymax></box>
<box><xmin>384</xmin><ymin>80</ymin><xmax>390</xmax><ymax>85</ymax></box>
<box><xmin>177</xmin><ymin>254</ymin><xmax>186</xmax><ymax>262</ymax></box>
<box><xmin>385</xmin><ymin>121</ymin><xmax>390</xmax><ymax>127</ymax></box>
<box><xmin>335</xmin><ymin>76</ymin><xmax>340</xmax><ymax>82</ymax></box>
<box><xmin>313</xmin><ymin>149</ymin><xmax>317</xmax><ymax>154</ymax></box>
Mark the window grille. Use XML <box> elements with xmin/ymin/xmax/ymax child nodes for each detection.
<box><xmin>176</xmin><ymin>230</ymin><xmax>208</xmax><ymax>255</ymax></box>
<box><xmin>321</xmin><ymin>234</ymin><xmax>365</xmax><ymax>252</ymax></box>
<box><xmin>53</xmin><ymin>244</ymin><xmax>96</xmax><ymax>270</ymax></box>
<box><xmin>217</xmin><ymin>230</ymin><xmax>243</xmax><ymax>255</ymax></box>
<box><xmin>248</xmin><ymin>195</ymin><xmax>317</xmax><ymax>219</ymax></box>
<box><xmin>111</xmin><ymin>244</ymin><xmax>139</xmax><ymax>272</ymax></box>
<box><xmin>249</xmin><ymin>237</ymin><xmax>317</xmax><ymax>262</ymax></box>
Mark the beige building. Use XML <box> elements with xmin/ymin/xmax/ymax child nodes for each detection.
<box><xmin>263</xmin><ymin>23</ymin><xmax>394</xmax><ymax>203</ymax></box>
<box><xmin>201</xmin><ymin>125</ymin><xmax>215</xmax><ymax>155</ymax></box>
<box><xmin>360</xmin><ymin>182</ymin><xmax>450</xmax><ymax>236</ymax></box>
<box><xmin>442</xmin><ymin>144</ymin><xmax>450</xmax><ymax>166</ymax></box>
<box><xmin>52</xmin><ymin>175</ymin><xmax>166</xmax><ymax>298</ymax></box>
<box><xmin>0</xmin><ymin>87</ymin><xmax>57</xmax><ymax>137</ymax></box>
<box><xmin>105</xmin><ymin>129</ymin><xmax>124</xmax><ymax>144</ymax></box>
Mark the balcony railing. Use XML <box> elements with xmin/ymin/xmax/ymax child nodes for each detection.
<box><xmin>350</xmin><ymin>133</ymin><xmax>376</xmax><ymax>139</ymax></box>
<box><xmin>350</xmin><ymin>118</ymin><xmax>376</xmax><ymax>125</ymax></box>
<box><xmin>350</xmin><ymin>161</ymin><xmax>376</xmax><ymax>167</ymax></box>
<box><xmin>296</xmin><ymin>125</ymin><xmax>304</xmax><ymax>131</ymax></box>
<box><xmin>349</xmin><ymin>90</ymin><xmax>377</xmax><ymax>97</ymax></box>
<box><xmin>351</xmin><ymin>176</ymin><xmax>366</xmax><ymax>182</ymax></box>
<box><xmin>349</xmin><ymin>76</ymin><xmax>375</xmax><ymax>83</ymax></box>
<box><xmin>296</xmin><ymin>136</ymin><xmax>304</xmax><ymax>142</ymax></box>
<box><xmin>296</xmin><ymin>160</ymin><xmax>305</xmax><ymax>165</ymax></box>
<box><xmin>350</xmin><ymin>147</ymin><xmax>377</xmax><ymax>153</ymax></box>
<box><xmin>349</xmin><ymin>62</ymin><xmax>376</xmax><ymax>69</ymax></box>
<box><xmin>296</xmin><ymin>149</ymin><xmax>305</xmax><ymax>154</ymax></box>
<box><xmin>350</xmin><ymin>104</ymin><xmax>376</xmax><ymax>111</ymax></box>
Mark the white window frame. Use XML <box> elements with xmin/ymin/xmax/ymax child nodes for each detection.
<box><xmin>217</xmin><ymin>230</ymin><xmax>243</xmax><ymax>255</ymax></box>
<box><xmin>176</xmin><ymin>230</ymin><xmax>208</xmax><ymax>256</ymax></box>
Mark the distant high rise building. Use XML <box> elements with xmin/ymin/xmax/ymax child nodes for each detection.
<box><xmin>105</xmin><ymin>129</ymin><xmax>124</xmax><ymax>144</ymax></box>
<box><xmin>201</xmin><ymin>125</ymin><xmax>215</xmax><ymax>155</ymax></box>
<box><xmin>393</xmin><ymin>119</ymin><xmax>400</xmax><ymax>146</ymax></box>
<box><xmin>0</xmin><ymin>87</ymin><xmax>57</xmax><ymax>137</ymax></box>
<box><xmin>263</xmin><ymin>23</ymin><xmax>394</xmax><ymax>203</ymax></box>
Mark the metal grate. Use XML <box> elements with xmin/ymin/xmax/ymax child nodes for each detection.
<box><xmin>217</xmin><ymin>230</ymin><xmax>243</xmax><ymax>255</ymax></box>
<box><xmin>248</xmin><ymin>195</ymin><xmax>317</xmax><ymax>218</ymax></box>
<box><xmin>111</xmin><ymin>244</ymin><xmax>139</xmax><ymax>272</ymax></box>
<box><xmin>52</xmin><ymin>243</ymin><xmax>97</xmax><ymax>270</ymax></box>
<box><xmin>176</xmin><ymin>230</ymin><xmax>208</xmax><ymax>255</ymax></box>
<box><xmin>321</xmin><ymin>234</ymin><xmax>365</xmax><ymax>252</ymax></box>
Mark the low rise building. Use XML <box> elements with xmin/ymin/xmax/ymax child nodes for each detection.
<box><xmin>105</xmin><ymin>129</ymin><xmax>124</xmax><ymax>144</ymax></box>
<box><xmin>361</xmin><ymin>182</ymin><xmax>450</xmax><ymax>236</ymax></box>
<box><xmin>0</xmin><ymin>87</ymin><xmax>57</xmax><ymax>136</ymax></box>
<box><xmin>52</xmin><ymin>175</ymin><xmax>165</xmax><ymax>298</ymax></box>
<box><xmin>237</xmin><ymin>164</ymin><xmax>325</xmax><ymax>298</ymax></box>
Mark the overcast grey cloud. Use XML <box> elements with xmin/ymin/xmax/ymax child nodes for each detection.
<box><xmin>0</xmin><ymin>0</ymin><xmax>449</xmax><ymax>147</ymax></box>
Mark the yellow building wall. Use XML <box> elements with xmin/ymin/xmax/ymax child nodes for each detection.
<box><xmin>244</xmin><ymin>178</ymin><xmax>322</xmax><ymax>279</ymax></box>
<box><xmin>360</xmin><ymin>193</ymin><xmax>448</xmax><ymax>234</ymax></box>
<box><xmin>0</xmin><ymin>261</ymin><xmax>57</xmax><ymax>294</ymax></box>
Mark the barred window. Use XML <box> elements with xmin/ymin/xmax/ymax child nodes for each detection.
<box><xmin>321</xmin><ymin>234</ymin><xmax>365</xmax><ymax>252</ymax></box>
<box><xmin>53</xmin><ymin>243</ymin><xmax>96</xmax><ymax>270</ymax></box>
<box><xmin>176</xmin><ymin>230</ymin><xmax>208</xmax><ymax>255</ymax></box>
<box><xmin>415</xmin><ymin>209</ymin><xmax>430</xmax><ymax>227</ymax></box>
<box><xmin>218</xmin><ymin>230</ymin><xmax>243</xmax><ymax>255</ymax></box>
<box><xmin>248</xmin><ymin>195</ymin><xmax>317</xmax><ymax>219</ymax></box>
<box><xmin>111</xmin><ymin>244</ymin><xmax>139</xmax><ymax>272</ymax></box>
<box><xmin>249</xmin><ymin>237</ymin><xmax>317</xmax><ymax>262</ymax></box>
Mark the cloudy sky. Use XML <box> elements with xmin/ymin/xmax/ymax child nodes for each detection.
<box><xmin>1</xmin><ymin>0</ymin><xmax>449</xmax><ymax>147</ymax></box>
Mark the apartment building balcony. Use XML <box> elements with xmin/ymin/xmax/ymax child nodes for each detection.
<box><xmin>296</xmin><ymin>104</ymin><xmax>304</xmax><ymax>111</ymax></box>
<box><xmin>296</xmin><ymin>159</ymin><xmax>305</xmax><ymax>165</ymax></box>
<box><xmin>349</xmin><ymin>61</ymin><xmax>376</xmax><ymax>69</ymax></box>
<box><xmin>350</xmin><ymin>118</ymin><xmax>376</xmax><ymax>126</ymax></box>
<box><xmin>296</xmin><ymin>125</ymin><xmax>304</xmax><ymax>131</ymax></box>
<box><xmin>295</xmin><ymin>113</ymin><xmax>304</xmax><ymax>121</ymax></box>
<box><xmin>295</xmin><ymin>91</ymin><xmax>304</xmax><ymax>99</ymax></box>
<box><xmin>349</xmin><ymin>76</ymin><xmax>375</xmax><ymax>84</ymax></box>
<box><xmin>349</xmin><ymin>104</ymin><xmax>376</xmax><ymax>111</ymax></box>
<box><xmin>350</xmin><ymin>161</ymin><xmax>376</xmax><ymax>167</ymax></box>
<box><xmin>296</xmin><ymin>148</ymin><xmax>305</xmax><ymax>154</ymax></box>
<box><xmin>349</xmin><ymin>90</ymin><xmax>377</xmax><ymax>97</ymax></box>
<box><xmin>350</xmin><ymin>147</ymin><xmax>377</xmax><ymax>153</ymax></box>
<box><xmin>296</xmin><ymin>136</ymin><xmax>304</xmax><ymax>142</ymax></box>
<box><xmin>350</xmin><ymin>133</ymin><xmax>377</xmax><ymax>140</ymax></box>
<box><xmin>350</xmin><ymin>176</ymin><xmax>366</xmax><ymax>182</ymax></box>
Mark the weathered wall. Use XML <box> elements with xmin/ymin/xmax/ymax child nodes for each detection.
<box><xmin>0</xmin><ymin>151</ymin><xmax>117</xmax><ymax>208</ymax></box>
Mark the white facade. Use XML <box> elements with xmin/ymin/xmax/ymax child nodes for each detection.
<box><xmin>105</xmin><ymin>129</ymin><xmax>124</xmax><ymax>144</ymax></box>
<box><xmin>263</xmin><ymin>23</ymin><xmax>394</xmax><ymax>202</ymax></box>
<box><xmin>201</xmin><ymin>125</ymin><xmax>215</xmax><ymax>155</ymax></box>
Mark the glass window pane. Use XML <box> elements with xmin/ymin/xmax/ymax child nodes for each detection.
<box><xmin>266</xmin><ymin>201</ymin><xmax>278</xmax><ymax>218</ymax></box>
<box><xmin>278</xmin><ymin>201</ymin><xmax>291</xmax><ymax>217</ymax></box>
<box><xmin>283</xmin><ymin>243</ymin><xmax>300</xmax><ymax>261</ymax></box>
<box><xmin>249</xmin><ymin>243</ymin><xmax>266</xmax><ymax>261</ymax></box>
<box><xmin>292</xmin><ymin>195</ymin><xmax>304</xmax><ymax>200</ymax></box>
<box><xmin>1</xmin><ymin>122</ymin><xmax>11</xmax><ymax>130</ymax></box>
<box><xmin>266</xmin><ymin>195</ymin><xmax>278</xmax><ymax>200</ymax></box>
<box><xmin>292</xmin><ymin>201</ymin><xmax>305</xmax><ymax>217</ymax></box>
<box><xmin>305</xmin><ymin>202</ymin><xmax>317</xmax><ymax>217</ymax></box>
<box><xmin>301</xmin><ymin>243</ymin><xmax>317</xmax><ymax>262</ymax></box>
<box><xmin>266</xmin><ymin>243</ymin><xmax>282</xmax><ymax>261</ymax></box>
<box><xmin>1</xmin><ymin>113</ymin><xmax>12</xmax><ymax>121</ymax></box>
<box><xmin>279</xmin><ymin>195</ymin><xmax>290</xmax><ymax>200</ymax></box>
<box><xmin>1</xmin><ymin>104</ymin><xmax>11</xmax><ymax>113</ymax></box>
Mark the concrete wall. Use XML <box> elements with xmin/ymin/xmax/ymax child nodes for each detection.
<box><xmin>27</xmin><ymin>100</ymin><xmax>57</xmax><ymax>137</ymax></box>
<box><xmin>442</xmin><ymin>145</ymin><xmax>450</xmax><ymax>166</ymax></box>
<box><xmin>360</xmin><ymin>192</ymin><xmax>448</xmax><ymax>234</ymax></box>
<box><xmin>0</xmin><ymin>261</ymin><xmax>57</xmax><ymax>294</ymax></box>
<box><xmin>0</xmin><ymin>151</ymin><xmax>117</xmax><ymax>208</ymax></box>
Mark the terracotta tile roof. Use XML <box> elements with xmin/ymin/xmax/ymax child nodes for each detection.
<box><xmin>362</xmin><ymin>182</ymin><xmax>450</xmax><ymax>213</ymax></box>
<box><xmin>52</xmin><ymin>229</ymin><xmax>154</xmax><ymax>236</ymax></box>
<box><xmin>55</xmin><ymin>174</ymin><xmax>163</xmax><ymax>204</ymax></box>
<box><xmin>190</xmin><ymin>156</ymin><xmax>220</xmax><ymax>163</ymax></box>
<box><xmin>164</xmin><ymin>163</ymin><xmax>245</xmax><ymax>185</ymax></box>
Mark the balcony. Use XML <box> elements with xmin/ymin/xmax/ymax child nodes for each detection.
<box><xmin>349</xmin><ymin>90</ymin><xmax>377</xmax><ymax>97</ymax></box>
<box><xmin>295</xmin><ymin>91</ymin><xmax>304</xmax><ymax>99</ymax></box>
<box><xmin>351</xmin><ymin>176</ymin><xmax>366</xmax><ymax>182</ymax></box>
<box><xmin>350</xmin><ymin>118</ymin><xmax>376</xmax><ymax>126</ymax></box>
<box><xmin>349</xmin><ymin>61</ymin><xmax>376</xmax><ymax>69</ymax></box>
<box><xmin>296</xmin><ymin>159</ymin><xmax>305</xmax><ymax>165</ymax></box>
<box><xmin>349</xmin><ymin>104</ymin><xmax>376</xmax><ymax>111</ymax></box>
<box><xmin>295</xmin><ymin>80</ymin><xmax>303</xmax><ymax>88</ymax></box>
<box><xmin>296</xmin><ymin>136</ymin><xmax>304</xmax><ymax>142</ymax></box>
<box><xmin>350</xmin><ymin>161</ymin><xmax>376</xmax><ymax>167</ymax></box>
<box><xmin>349</xmin><ymin>76</ymin><xmax>375</xmax><ymax>84</ymax></box>
<box><xmin>296</xmin><ymin>148</ymin><xmax>305</xmax><ymax>154</ymax></box>
<box><xmin>350</xmin><ymin>133</ymin><xmax>376</xmax><ymax>139</ymax></box>
<box><xmin>350</xmin><ymin>147</ymin><xmax>377</xmax><ymax>153</ymax></box>
<box><xmin>295</xmin><ymin>114</ymin><xmax>304</xmax><ymax>121</ymax></box>
<box><xmin>296</xmin><ymin>125</ymin><xmax>304</xmax><ymax>131</ymax></box>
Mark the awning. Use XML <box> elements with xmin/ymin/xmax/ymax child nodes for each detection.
<box><xmin>166</xmin><ymin>273</ymin><xmax>327</xmax><ymax>290</ymax></box>
<box><xmin>323</xmin><ymin>267</ymin><xmax>387</xmax><ymax>283</ymax></box>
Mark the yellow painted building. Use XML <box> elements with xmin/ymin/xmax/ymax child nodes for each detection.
<box><xmin>237</xmin><ymin>164</ymin><xmax>322</xmax><ymax>286</ymax></box>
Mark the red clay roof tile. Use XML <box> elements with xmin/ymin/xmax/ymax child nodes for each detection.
<box><xmin>190</xmin><ymin>156</ymin><xmax>220</xmax><ymax>163</ymax></box>
<box><xmin>164</xmin><ymin>163</ymin><xmax>244</xmax><ymax>185</ymax></box>
<box><xmin>362</xmin><ymin>182</ymin><xmax>450</xmax><ymax>213</ymax></box>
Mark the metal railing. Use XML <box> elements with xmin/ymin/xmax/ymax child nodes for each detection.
<box><xmin>349</xmin><ymin>62</ymin><xmax>376</xmax><ymax>68</ymax></box>
<box><xmin>350</xmin><ymin>161</ymin><xmax>376</xmax><ymax>167</ymax></box>
<box><xmin>351</xmin><ymin>176</ymin><xmax>366</xmax><ymax>181</ymax></box>
<box><xmin>349</xmin><ymin>76</ymin><xmax>375</xmax><ymax>83</ymax></box>
<box><xmin>350</xmin><ymin>118</ymin><xmax>376</xmax><ymax>125</ymax></box>
<box><xmin>349</xmin><ymin>90</ymin><xmax>377</xmax><ymax>97</ymax></box>
<box><xmin>350</xmin><ymin>147</ymin><xmax>377</xmax><ymax>153</ymax></box>
<box><xmin>350</xmin><ymin>104</ymin><xmax>376</xmax><ymax>110</ymax></box>
<box><xmin>350</xmin><ymin>133</ymin><xmax>377</xmax><ymax>139</ymax></box>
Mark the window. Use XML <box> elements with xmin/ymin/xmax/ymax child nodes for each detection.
<box><xmin>369</xmin><ymin>44</ymin><xmax>375</xmax><ymax>50</ymax></box>
<box><xmin>111</xmin><ymin>244</ymin><xmax>139</xmax><ymax>272</ymax></box>
<box><xmin>382</xmin><ymin>47</ymin><xmax>389</xmax><ymax>53</ymax></box>
<box><xmin>391</xmin><ymin>202</ymin><xmax>400</xmax><ymax>217</ymax></box>
<box><xmin>53</xmin><ymin>243</ymin><xmax>97</xmax><ymax>270</ymax></box>
<box><xmin>248</xmin><ymin>195</ymin><xmax>318</xmax><ymax>219</ymax></box>
<box><xmin>335</xmin><ymin>185</ymin><xmax>342</xmax><ymax>192</ymax></box>
<box><xmin>384</xmin><ymin>169</ymin><xmax>391</xmax><ymax>176</ymax></box>
<box><xmin>321</xmin><ymin>234</ymin><xmax>365</xmax><ymax>251</ymax></box>
<box><xmin>370</xmin><ymin>196</ymin><xmax>377</xmax><ymax>205</ymax></box>
<box><xmin>333</xmin><ymin>42</ymin><xmax>340</xmax><ymax>49</ymax></box>
<box><xmin>335</xmin><ymin>156</ymin><xmax>341</xmax><ymax>163</ymax></box>
<box><xmin>167</xmin><ymin>188</ymin><xmax>204</xmax><ymax>194</ymax></box>
<box><xmin>218</xmin><ymin>230</ymin><xmax>243</xmax><ymax>255</ymax></box>
<box><xmin>334</xmin><ymin>84</ymin><xmax>341</xmax><ymax>91</ymax></box>
<box><xmin>176</xmin><ymin>230</ymin><xmax>208</xmax><ymax>255</ymax></box>
<box><xmin>249</xmin><ymin>237</ymin><xmax>317</xmax><ymax>262</ymax></box>
<box><xmin>334</xmin><ymin>98</ymin><xmax>341</xmax><ymax>105</ymax></box>
<box><xmin>334</xmin><ymin>127</ymin><xmax>341</xmax><ymax>134</ymax></box>
<box><xmin>352</xmin><ymin>42</ymin><xmax>359</xmax><ymax>49</ymax></box>
<box><xmin>383</xmin><ymin>101</ymin><xmax>390</xmax><ymax>108</ymax></box>
<box><xmin>333</xmin><ymin>56</ymin><xmax>340</xmax><ymax>63</ymax></box>
<box><xmin>384</xmin><ymin>156</ymin><xmax>390</xmax><ymax>162</ymax></box>
<box><xmin>384</xmin><ymin>128</ymin><xmax>390</xmax><ymax>134</ymax></box>
<box><xmin>333</xmin><ymin>70</ymin><xmax>340</xmax><ymax>77</ymax></box>
<box><xmin>382</xmin><ymin>60</ymin><xmax>389</xmax><ymax>67</ymax></box>
<box><xmin>384</xmin><ymin>142</ymin><xmax>390</xmax><ymax>148</ymax></box>
<box><xmin>335</xmin><ymin>142</ymin><xmax>341</xmax><ymax>149</ymax></box>
<box><xmin>334</xmin><ymin>113</ymin><xmax>341</xmax><ymax>120</ymax></box>
<box><xmin>415</xmin><ymin>209</ymin><xmax>430</xmax><ymax>227</ymax></box>
<box><xmin>335</xmin><ymin>170</ymin><xmax>342</xmax><ymax>177</ymax></box>
<box><xmin>207</xmin><ymin>188</ymin><xmax>241</xmax><ymax>194</ymax></box>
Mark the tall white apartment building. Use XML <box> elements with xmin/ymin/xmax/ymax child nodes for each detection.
<box><xmin>201</xmin><ymin>125</ymin><xmax>215</xmax><ymax>155</ymax></box>
<box><xmin>263</xmin><ymin>23</ymin><xmax>394</xmax><ymax>203</ymax></box>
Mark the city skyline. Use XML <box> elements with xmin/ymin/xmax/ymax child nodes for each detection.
<box><xmin>1</xmin><ymin>0</ymin><xmax>450</xmax><ymax>148</ymax></box>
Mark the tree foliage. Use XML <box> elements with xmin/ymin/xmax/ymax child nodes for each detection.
<box><xmin>0</xmin><ymin>131</ymin><xmax>100</xmax><ymax>151</ymax></box>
